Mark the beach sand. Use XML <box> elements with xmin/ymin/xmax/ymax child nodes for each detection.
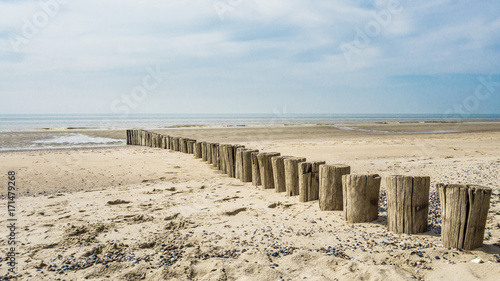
<box><xmin>1</xmin><ymin>124</ymin><xmax>500</xmax><ymax>280</ymax></box>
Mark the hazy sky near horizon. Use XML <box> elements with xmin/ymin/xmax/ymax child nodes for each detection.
<box><xmin>1</xmin><ymin>0</ymin><xmax>499</xmax><ymax>115</ymax></box>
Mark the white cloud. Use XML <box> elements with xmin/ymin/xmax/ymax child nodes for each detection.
<box><xmin>0</xmin><ymin>0</ymin><xmax>499</xmax><ymax>114</ymax></box>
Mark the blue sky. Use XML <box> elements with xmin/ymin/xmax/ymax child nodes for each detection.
<box><xmin>0</xmin><ymin>0</ymin><xmax>499</xmax><ymax>115</ymax></box>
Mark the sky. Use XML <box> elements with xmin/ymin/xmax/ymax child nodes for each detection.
<box><xmin>0</xmin><ymin>0</ymin><xmax>499</xmax><ymax>115</ymax></box>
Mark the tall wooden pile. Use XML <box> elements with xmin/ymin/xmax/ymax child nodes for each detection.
<box><xmin>438</xmin><ymin>184</ymin><xmax>492</xmax><ymax>250</ymax></box>
<box><xmin>342</xmin><ymin>174</ymin><xmax>381</xmax><ymax>223</ymax></box>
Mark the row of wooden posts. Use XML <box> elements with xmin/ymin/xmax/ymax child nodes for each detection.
<box><xmin>126</xmin><ymin>129</ymin><xmax>492</xmax><ymax>250</ymax></box>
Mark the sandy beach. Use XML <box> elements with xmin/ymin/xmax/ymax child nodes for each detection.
<box><xmin>1</xmin><ymin>123</ymin><xmax>500</xmax><ymax>280</ymax></box>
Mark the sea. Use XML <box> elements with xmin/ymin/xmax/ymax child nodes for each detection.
<box><xmin>1</xmin><ymin>114</ymin><xmax>499</xmax><ymax>151</ymax></box>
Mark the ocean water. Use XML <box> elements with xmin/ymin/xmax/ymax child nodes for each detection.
<box><xmin>2</xmin><ymin>113</ymin><xmax>500</xmax><ymax>132</ymax></box>
<box><xmin>1</xmin><ymin>114</ymin><xmax>499</xmax><ymax>151</ymax></box>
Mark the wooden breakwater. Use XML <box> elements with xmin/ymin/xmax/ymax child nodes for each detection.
<box><xmin>126</xmin><ymin>129</ymin><xmax>493</xmax><ymax>250</ymax></box>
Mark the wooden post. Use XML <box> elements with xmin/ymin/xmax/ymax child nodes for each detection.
<box><xmin>201</xmin><ymin>142</ymin><xmax>208</xmax><ymax>161</ymax></box>
<box><xmin>251</xmin><ymin>151</ymin><xmax>261</xmax><ymax>187</ymax></box>
<box><xmin>230</xmin><ymin>145</ymin><xmax>244</xmax><ymax>178</ymax></box>
<box><xmin>194</xmin><ymin>142</ymin><xmax>202</xmax><ymax>158</ymax></box>
<box><xmin>220</xmin><ymin>145</ymin><xmax>234</xmax><ymax>176</ymax></box>
<box><xmin>152</xmin><ymin>133</ymin><xmax>157</xmax><ymax>148</ymax></box>
<box><xmin>241</xmin><ymin>149</ymin><xmax>258</xmax><ymax>183</ymax></box>
<box><xmin>386</xmin><ymin>175</ymin><xmax>430</xmax><ymax>234</ymax></box>
<box><xmin>235</xmin><ymin>148</ymin><xmax>246</xmax><ymax>180</ymax></box>
<box><xmin>172</xmin><ymin>137</ymin><xmax>180</xmax><ymax>152</ymax></box>
<box><xmin>187</xmin><ymin>140</ymin><xmax>196</xmax><ymax>154</ymax></box>
<box><xmin>163</xmin><ymin>136</ymin><xmax>168</xmax><ymax>149</ymax></box>
<box><xmin>319</xmin><ymin>164</ymin><xmax>351</xmax><ymax>211</ymax></box>
<box><xmin>257</xmin><ymin>152</ymin><xmax>281</xmax><ymax>189</ymax></box>
<box><xmin>342</xmin><ymin>174</ymin><xmax>381</xmax><ymax>223</ymax></box>
<box><xmin>298</xmin><ymin>161</ymin><xmax>325</xmax><ymax>202</ymax></box>
<box><xmin>272</xmin><ymin>156</ymin><xmax>293</xmax><ymax>193</ymax></box>
<box><xmin>206</xmin><ymin>142</ymin><xmax>213</xmax><ymax>164</ymax></box>
<box><xmin>437</xmin><ymin>184</ymin><xmax>492</xmax><ymax>250</ymax></box>
<box><xmin>211</xmin><ymin>143</ymin><xmax>220</xmax><ymax>169</ymax></box>
<box><xmin>179</xmin><ymin>138</ymin><xmax>186</xmax><ymax>153</ymax></box>
<box><xmin>219</xmin><ymin>145</ymin><xmax>227</xmax><ymax>173</ymax></box>
<box><xmin>284</xmin><ymin>157</ymin><xmax>306</xmax><ymax>196</ymax></box>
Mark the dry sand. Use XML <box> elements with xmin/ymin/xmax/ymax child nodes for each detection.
<box><xmin>1</xmin><ymin>124</ymin><xmax>500</xmax><ymax>280</ymax></box>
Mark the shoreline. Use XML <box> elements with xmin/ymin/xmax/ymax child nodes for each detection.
<box><xmin>2</xmin><ymin>122</ymin><xmax>500</xmax><ymax>152</ymax></box>
<box><xmin>2</xmin><ymin>119</ymin><xmax>500</xmax><ymax>132</ymax></box>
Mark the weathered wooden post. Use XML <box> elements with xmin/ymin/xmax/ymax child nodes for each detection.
<box><xmin>207</xmin><ymin>142</ymin><xmax>213</xmax><ymax>164</ymax></box>
<box><xmin>172</xmin><ymin>137</ymin><xmax>180</xmax><ymax>152</ymax></box>
<box><xmin>257</xmin><ymin>152</ymin><xmax>281</xmax><ymax>189</ymax></box>
<box><xmin>148</xmin><ymin>132</ymin><xmax>153</xmax><ymax>147</ymax></box>
<box><xmin>251</xmin><ymin>151</ymin><xmax>261</xmax><ymax>187</ymax></box>
<box><xmin>233</xmin><ymin>145</ymin><xmax>244</xmax><ymax>171</ymax></box>
<box><xmin>210</xmin><ymin>143</ymin><xmax>219</xmax><ymax>169</ymax></box>
<box><xmin>241</xmin><ymin>149</ymin><xmax>258</xmax><ymax>183</ymax></box>
<box><xmin>194</xmin><ymin>142</ymin><xmax>202</xmax><ymax>158</ymax></box>
<box><xmin>163</xmin><ymin>136</ymin><xmax>169</xmax><ymax>149</ymax></box>
<box><xmin>272</xmin><ymin>156</ymin><xmax>293</xmax><ymax>193</ymax></box>
<box><xmin>298</xmin><ymin>161</ymin><xmax>325</xmax><ymax>202</ymax></box>
<box><xmin>235</xmin><ymin>148</ymin><xmax>246</xmax><ymax>180</ymax></box>
<box><xmin>141</xmin><ymin>130</ymin><xmax>146</xmax><ymax>146</ymax></box>
<box><xmin>319</xmin><ymin>164</ymin><xmax>351</xmax><ymax>211</ymax></box>
<box><xmin>284</xmin><ymin>157</ymin><xmax>306</xmax><ymax>196</ymax></box>
<box><xmin>179</xmin><ymin>138</ymin><xmax>186</xmax><ymax>153</ymax></box>
<box><xmin>437</xmin><ymin>184</ymin><xmax>492</xmax><ymax>250</ymax></box>
<box><xmin>201</xmin><ymin>142</ymin><xmax>208</xmax><ymax>161</ymax></box>
<box><xmin>187</xmin><ymin>140</ymin><xmax>196</xmax><ymax>154</ymax></box>
<box><xmin>152</xmin><ymin>133</ymin><xmax>158</xmax><ymax>148</ymax></box>
<box><xmin>342</xmin><ymin>174</ymin><xmax>381</xmax><ymax>223</ymax></box>
<box><xmin>386</xmin><ymin>175</ymin><xmax>430</xmax><ymax>234</ymax></box>
<box><xmin>218</xmin><ymin>144</ymin><xmax>227</xmax><ymax>172</ymax></box>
